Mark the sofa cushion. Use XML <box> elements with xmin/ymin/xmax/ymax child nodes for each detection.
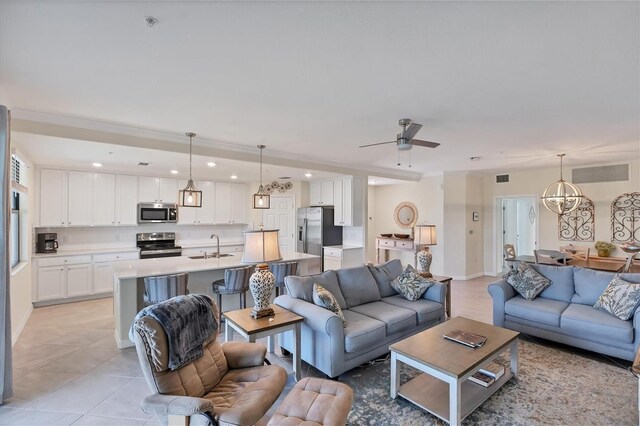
<box><xmin>504</xmin><ymin>296</ymin><xmax>569</xmax><ymax>327</ymax></box>
<box><xmin>561</xmin><ymin>303</ymin><xmax>634</xmax><ymax>344</ymax></box>
<box><xmin>285</xmin><ymin>270</ymin><xmax>347</xmax><ymax>309</ymax></box>
<box><xmin>571</xmin><ymin>267</ymin><xmax>618</xmax><ymax>305</ymax></box>
<box><xmin>313</xmin><ymin>284</ymin><xmax>346</xmax><ymax>327</ymax></box>
<box><xmin>381</xmin><ymin>296</ymin><xmax>442</xmax><ymax>325</ymax></box>
<box><xmin>335</xmin><ymin>266</ymin><xmax>381</xmax><ymax>308</ymax></box>
<box><xmin>531</xmin><ymin>264</ymin><xmax>575</xmax><ymax>302</ymax></box>
<box><xmin>368</xmin><ymin>259</ymin><xmax>403</xmax><ymax>298</ymax></box>
<box><xmin>504</xmin><ymin>262</ymin><xmax>551</xmax><ymax>300</ymax></box>
<box><xmin>593</xmin><ymin>275</ymin><xmax>640</xmax><ymax>321</ymax></box>
<box><xmin>349</xmin><ymin>302</ymin><xmax>416</xmax><ymax>334</ymax></box>
<box><xmin>341</xmin><ymin>310</ymin><xmax>386</xmax><ymax>353</ymax></box>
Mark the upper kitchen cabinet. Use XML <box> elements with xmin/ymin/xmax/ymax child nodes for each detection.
<box><xmin>115</xmin><ymin>175</ymin><xmax>138</xmax><ymax>225</ymax></box>
<box><xmin>334</xmin><ymin>177</ymin><xmax>353</xmax><ymax>226</ymax></box>
<box><xmin>178</xmin><ymin>180</ymin><xmax>215</xmax><ymax>225</ymax></box>
<box><xmin>139</xmin><ymin>177</ymin><xmax>178</xmax><ymax>204</ymax></box>
<box><xmin>309</xmin><ymin>180</ymin><xmax>334</xmax><ymax>206</ymax></box>
<box><xmin>40</xmin><ymin>169</ymin><xmax>67</xmax><ymax>226</ymax></box>
<box><xmin>215</xmin><ymin>182</ymin><xmax>247</xmax><ymax>224</ymax></box>
<box><xmin>92</xmin><ymin>173</ymin><xmax>116</xmax><ymax>226</ymax></box>
<box><xmin>67</xmin><ymin>171</ymin><xmax>92</xmax><ymax>226</ymax></box>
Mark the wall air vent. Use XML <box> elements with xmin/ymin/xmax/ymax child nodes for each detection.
<box><xmin>496</xmin><ymin>174</ymin><xmax>509</xmax><ymax>183</ymax></box>
<box><xmin>572</xmin><ymin>164</ymin><xmax>628</xmax><ymax>184</ymax></box>
<box><xmin>137</xmin><ymin>162</ymin><xmax>150</xmax><ymax>166</ymax></box>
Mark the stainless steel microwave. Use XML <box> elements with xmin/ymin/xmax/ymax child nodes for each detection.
<box><xmin>137</xmin><ymin>203</ymin><xmax>178</xmax><ymax>223</ymax></box>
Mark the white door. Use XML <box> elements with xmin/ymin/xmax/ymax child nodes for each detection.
<box><xmin>67</xmin><ymin>264</ymin><xmax>92</xmax><ymax>297</ymax></box>
<box><xmin>263</xmin><ymin>196</ymin><xmax>295</xmax><ymax>253</ymax></box>
<box><xmin>40</xmin><ymin>169</ymin><xmax>67</xmax><ymax>226</ymax></box>
<box><xmin>215</xmin><ymin>182</ymin><xmax>231</xmax><ymax>223</ymax></box>
<box><xmin>498</xmin><ymin>196</ymin><xmax>538</xmax><ymax>271</ymax></box>
<box><xmin>230</xmin><ymin>183</ymin><xmax>247</xmax><ymax>224</ymax></box>
<box><xmin>93</xmin><ymin>262</ymin><xmax>114</xmax><ymax>294</ymax></box>
<box><xmin>93</xmin><ymin>173</ymin><xmax>116</xmax><ymax>225</ymax></box>
<box><xmin>67</xmin><ymin>171</ymin><xmax>92</xmax><ymax>226</ymax></box>
<box><xmin>158</xmin><ymin>178</ymin><xmax>177</xmax><ymax>203</ymax></box>
<box><xmin>116</xmin><ymin>175</ymin><xmax>138</xmax><ymax>225</ymax></box>
<box><xmin>37</xmin><ymin>265</ymin><xmax>66</xmax><ymax>300</ymax></box>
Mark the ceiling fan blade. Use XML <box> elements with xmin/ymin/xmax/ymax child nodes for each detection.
<box><xmin>403</xmin><ymin>122</ymin><xmax>423</xmax><ymax>140</ymax></box>
<box><xmin>359</xmin><ymin>141</ymin><xmax>397</xmax><ymax>148</ymax></box>
<box><xmin>411</xmin><ymin>139</ymin><xmax>440</xmax><ymax>148</ymax></box>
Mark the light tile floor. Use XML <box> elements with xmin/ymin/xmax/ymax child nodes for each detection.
<box><xmin>4</xmin><ymin>276</ymin><xmax>497</xmax><ymax>425</ymax></box>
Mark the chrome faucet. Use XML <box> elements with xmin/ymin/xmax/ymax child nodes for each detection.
<box><xmin>210</xmin><ymin>234</ymin><xmax>220</xmax><ymax>258</ymax></box>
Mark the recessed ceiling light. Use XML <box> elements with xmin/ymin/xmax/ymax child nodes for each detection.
<box><xmin>170</xmin><ymin>170</ymin><xmax>179</xmax><ymax>174</ymax></box>
<box><xmin>230</xmin><ymin>175</ymin><xmax>238</xmax><ymax>180</ymax></box>
<box><xmin>92</xmin><ymin>162</ymin><xmax>103</xmax><ymax>168</ymax></box>
<box><xmin>305</xmin><ymin>173</ymin><xmax>312</xmax><ymax>178</ymax></box>
<box><xmin>207</xmin><ymin>161</ymin><xmax>216</xmax><ymax>167</ymax></box>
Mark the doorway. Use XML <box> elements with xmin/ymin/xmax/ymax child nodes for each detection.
<box><xmin>497</xmin><ymin>196</ymin><xmax>538</xmax><ymax>272</ymax></box>
<box><xmin>262</xmin><ymin>196</ymin><xmax>296</xmax><ymax>253</ymax></box>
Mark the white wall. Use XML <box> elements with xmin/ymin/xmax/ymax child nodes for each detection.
<box><xmin>9</xmin><ymin>148</ymin><xmax>34</xmax><ymax>344</ymax></box>
<box><xmin>482</xmin><ymin>159</ymin><xmax>640</xmax><ymax>275</ymax></box>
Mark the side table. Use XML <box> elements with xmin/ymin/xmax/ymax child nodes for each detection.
<box><xmin>223</xmin><ymin>304</ymin><xmax>304</xmax><ymax>381</ymax></box>
<box><xmin>420</xmin><ymin>273</ymin><xmax>452</xmax><ymax>317</ymax></box>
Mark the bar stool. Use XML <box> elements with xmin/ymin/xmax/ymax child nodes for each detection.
<box><xmin>143</xmin><ymin>273</ymin><xmax>189</xmax><ymax>307</ymax></box>
<box><xmin>269</xmin><ymin>261</ymin><xmax>299</xmax><ymax>297</ymax></box>
<box><xmin>211</xmin><ymin>265</ymin><xmax>253</xmax><ymax>323</ymax></box>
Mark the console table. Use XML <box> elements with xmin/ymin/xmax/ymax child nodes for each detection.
<box><xmin>376</xmin><ymin>237</ymin><xmax>426</xmax><ymax>267</ymax></box>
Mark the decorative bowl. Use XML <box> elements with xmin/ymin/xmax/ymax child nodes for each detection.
<box><xmin>394</xmin><ymin>233</ymin><xmax>411</xmax><ymax>239</ymax></box>
<box><xmin>621</xmin><ymin>243</ymin><xmax>640</xmax><ymax>254</ymax></box>
<box><xmin>380</xmin><ymin>233</ymin><xmax>392</xmax><ymax>238</ymax></box>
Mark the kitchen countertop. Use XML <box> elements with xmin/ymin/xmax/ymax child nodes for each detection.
<box><xmin>323</xmin><ymin>245</ymin><xmax>363</xmax><ymax>250</ymax></box>
<box><xmin>111</xmin><ymin>251</ymin><xmax>320</xmax><ymax>279</ymax></box>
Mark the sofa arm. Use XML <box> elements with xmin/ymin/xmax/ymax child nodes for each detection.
<box><xmin>141</xmin><ymin>393</ymin><xmax>213</xmax><ymax>417</ymax></box>
<box><xmin>275</xmin><ymin>295</ymin><xmax>344</xmax><ymax>336</ymax></box>
<box><xmin>222</xmin><ymin>341</ymin><xmax>266</xmax><ymax>369</ymax></box>
<box><xmin>423</xmin><ymin>282</ymin><xmax>446</xmax><ymax>305</ymax></box>
<box><xmin>488</xmin><ymin>279</ymin><xmax>516</xmax><ymax>327</ymax></box>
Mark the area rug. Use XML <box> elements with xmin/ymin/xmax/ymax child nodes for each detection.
<box><xmin>338</xmin><ymin>338</ymin><xmax>637</xmax><ymax>425</ymax></box>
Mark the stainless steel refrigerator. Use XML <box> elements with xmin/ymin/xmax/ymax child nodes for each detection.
<box><xmin>297</xmin><ymin>207</ymin><xmax>343</xmax><ymax>270</ymax></box>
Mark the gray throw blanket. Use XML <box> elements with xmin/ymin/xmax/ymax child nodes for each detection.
<box><xmin>129</xmin><ymin>294</ymin><xmax>218</xmax><ymax>370</ymax></box>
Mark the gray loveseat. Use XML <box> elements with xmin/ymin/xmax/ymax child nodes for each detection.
<box><xmin>489</xmin><ymin>264</ymin><xmax>640</xmax><ymax>361</ymax></box>
<box><xmin>274</xmin><ymin>259</ymin><xmax>447</xmax><ymax>377</ymax></box>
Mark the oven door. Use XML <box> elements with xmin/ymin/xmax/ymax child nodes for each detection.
<box><xmin>138</xmin><ymin>203</ymin><xmax>170</xmax><ymax>223</ymax></box>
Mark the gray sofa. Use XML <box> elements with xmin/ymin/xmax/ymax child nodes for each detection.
<box><xmin>274</xmin><ymin>259</ymin><xmax>447</xmax><ymax>377</ymax></box>
<box><xmin>489</xmin><ymin>264</ymin><xmax>640</xmax><ymax>361</ymax></box>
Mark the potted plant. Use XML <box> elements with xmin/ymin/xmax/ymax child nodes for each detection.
<box><xmin>594</xmin><ymin>241</ymin><xmax>616</xmax><ymax>257</ymax></box>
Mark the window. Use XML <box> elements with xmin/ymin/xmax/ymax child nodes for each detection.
<box><xmin>10</xmin><ymin>153</ymin><xmax>27</xmax><ymax>270</ymax></box>
<box><xmin>10</xmin><ymin>191</ymin><xmax>19</xmax><ymax>268</ymax></box>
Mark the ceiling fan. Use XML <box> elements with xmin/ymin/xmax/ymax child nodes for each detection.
<box><xmin>359</xmin><ymin>119</ymin><xmax>441</xmax><ymax>151</ymax></box>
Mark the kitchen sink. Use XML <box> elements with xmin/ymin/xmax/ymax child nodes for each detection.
<box><xmin>188</xmin><ymin>253</ymin><xmax>234</xmax><ymax>259</ymax></box>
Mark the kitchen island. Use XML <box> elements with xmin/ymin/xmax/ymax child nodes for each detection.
<box><xmin>111</xmin><ymin>251</ymin><xmax>321</xmax><ymax>348</ymax></box>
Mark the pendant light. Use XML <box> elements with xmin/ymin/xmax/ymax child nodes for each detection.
<box><xmin>541</xmin><ymin>154</ymin><xmax>583</xmax><ymax>215</ymax></box>
<box><xmin>178</xmin><ymin>132</ymin><xmax>202</xmax><ymax>207</ymax></box>
<box><xmin>253</xmin><ymin>144</ymin><xmax>270</xmax><ymax>209</ymax></box>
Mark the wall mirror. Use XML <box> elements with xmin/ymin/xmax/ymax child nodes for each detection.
<box><xmin>394</xmin><ymin>201</ymin><xmax>418</xmax><ymax>228</ymax></box>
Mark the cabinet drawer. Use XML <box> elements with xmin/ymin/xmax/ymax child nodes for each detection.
<box><xmin>324</xmin><ymin>247</ymin><xmax>343</xmax><ymax>257</ymax></box>
<box><xmin>38</xmin><ymin>255</ymin><xmax>92</xmax><ymax>267</ymax></box>
<box><xmin>93</xmin><ymin>252</ymin><xmax>139</xmax><ymax>263</ymax></box>
<box><xmin>396</xmin><ymin>241</ymin><xmax>414</xmax><ymax>249</ymax></box>
<box><xmin>378</xmin><ymin>239</ymin><xmax>395</xmax><ymax>247</ymax></box>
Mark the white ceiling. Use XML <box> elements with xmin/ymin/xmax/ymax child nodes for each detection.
<box><xmin>1</xmin><ymin>1</ymin><xmax>638</xmax><ymax>178</ymax></box>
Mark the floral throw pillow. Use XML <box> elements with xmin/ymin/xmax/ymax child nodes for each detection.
<box><xmin>594</xmin><ymin>275</ymin><xmax>640</xmax><ymax>321</ymax></box>
<box><xmin>312</xmin><ymin>283</ymin><xmax>347</xmax><ymax>327</ymax></box>
<box><xmin>503</xmin><ymin>261</ymin><xmax>551</xmax><ymax>301</ymax></box>
<box><xmin>390</xmin><ymin>264</ymin><xmax>433</xmax><ymax>301</ymax></box>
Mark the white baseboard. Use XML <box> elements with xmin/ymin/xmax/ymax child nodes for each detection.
<box><xmin>485</xmin><ymin>271</ymin><xmax>500</xmax><ymax>277</ymax></box>
<box><xmin>451</xmin><ymin>272</ymin><xmax>485</xmax><ymax>281</ymax></box>
<box><xmin>114</xmin><ymin>329</ymin><xmax>134</xmax><ymax>349</ymax></box>
<box><xmin>12</xmin><ymin>304</ymin><xmax>33</xmax><ymax>347</ymax></box>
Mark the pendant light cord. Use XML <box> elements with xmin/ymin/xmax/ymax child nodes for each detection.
<box><xmin>189</xmin><ymin>134</ymin><xmax>193</xmax><ymax>181</ymax></box>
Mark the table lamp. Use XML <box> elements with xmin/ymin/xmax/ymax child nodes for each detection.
<box><xmin>242</xmin><ymin>229</ymin><xmax>282</xmax><ymax>318</ymax></box>
<box><xmin>414</xmin><ymin>225</ymin><xmax>437</xmax><ymax>277</ymax></box>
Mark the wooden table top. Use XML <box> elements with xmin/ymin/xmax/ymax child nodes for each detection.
<box><xmin>223</xmin><ymin>304</ymin><xmax>303</xmax><ymax>334</ymax></box>
<box><xmin>567</xmin><ymin>258</ymin><xmax>640</xmax><ymax>273</ymax></box>
<box><xmin>430</xmin><ymin>274</ymin><xmax>452</xmax><ymax>282</ymax></box>
<box><xmin>390</xmin><ymin>317</ymin><xmax>519</xmax><ymax>379</ymax></box>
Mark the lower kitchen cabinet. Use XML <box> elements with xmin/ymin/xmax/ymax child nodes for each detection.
<box><xmin>36</xmin><ymin>265</ymin><xmax>66</xmax><ymax>301</ymax></box>
<box><xmin>323</xmin><ymin>246</ymin><xmax>363</xmax><ymax>272</ymax></box>
<box><xmin>66</xmin><ymin>264</ymin><xmax>93</xmax><ymax>297</ymax></box>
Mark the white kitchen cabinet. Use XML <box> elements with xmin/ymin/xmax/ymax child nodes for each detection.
<box><xmin>40</xmin><ymin>169</ymin><xmax>67</xmax><ymax>226</ymax></box>
<box><xmin>66</xmin><ymin>264</ymin><xmax>92</xmax><ymax>297</ymax></box>
<box><xmin>36</xmin><ymin>265</ymin><xmax>66</xmax><ymax>301</ymax></box>
<box><xmin>334</xmin><ymin>177</ymin><xmax>353</xmax><ymax>226</ymax></box>
<box><xmin>323</xmin><ymin>246</ymin><xmax>363</xmax><ymax>271</ymax></box>
<box><xmin>116</xmin><ymin>175</ymin><xmax>138</xmax><ymax>225</ymax></box>
<box><xmin>92</xmin><ymin>173</ymin><xmax>116</xmax><ymax>226</ymax></box>
<box><xmin>309</xmin><ymin>180</ymin><xmax>335</xmax><ymax>206</ymax></box>
<box><xmin>215</xmin><ymin>182</ymin><xmax>246</xmax><ymax>224</ymax></box>
<box><xmin>36</xmin><ymin>255</ymin><xmax>93</xmax><ymax>302</ymax></box>
<box><xmin>93</xmin><ymin>262</ymin><xmax>114</xmax><ymax>294</ymax></box>
<box><xmin>139</xmin><ymin>177</ymin><xmax>177</xmax><ymax>203</ymax></box>
<box><xmin>67</xmin><ymin>171</ymin><xmax>92</xmax><ymax>226</ymax></box>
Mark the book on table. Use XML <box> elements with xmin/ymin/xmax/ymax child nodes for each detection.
<box><xmin>468</xmin><ymin>371</ymin><xmax>495</xmax><ymax>387</ymax></box>
<box><xmin>443</xmin><ymin>329</ymin><xmax>487</xmax><ymax>348</ymax></box>
<box><xmin>479</xmin><ymin>362</ymin><xmax>505</xmax><ymax>379</ymax></box>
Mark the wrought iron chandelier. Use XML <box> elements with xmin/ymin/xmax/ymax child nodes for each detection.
<box><xmin>541</xmin><ymin>154</ymin><xmax>583</xmax><ymax>215</ymax></box>
<box><xmin>178</xmin><ymin>132</ymin><xmax>202</xmax><ymax>207</ymax></box>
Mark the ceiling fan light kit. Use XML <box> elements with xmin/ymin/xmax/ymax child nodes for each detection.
<box><xmin>541</xmin><ymin>153</ymin><xmax>584</xmax><ymax>215</ymax></box>
<box><xmin>178</xmin><ymin>132</ymin><xmax>202</xmax><ymax>208</ymax></box>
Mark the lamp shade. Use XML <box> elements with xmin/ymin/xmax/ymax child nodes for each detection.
<box><xmin>414</xmin><ymin>225</ymin><xmax>437</xmax><ymax>245</ymax></box>
<box><xmin>242</xmin><ymin>229</ymin><xmax>282</xmax><ymax>264</ymax></box>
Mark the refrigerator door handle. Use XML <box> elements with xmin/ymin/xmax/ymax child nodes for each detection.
<box><xmin>302</xmin><ymin>218</ymin><xmax>307</xmax><ymax>253</ymax></box>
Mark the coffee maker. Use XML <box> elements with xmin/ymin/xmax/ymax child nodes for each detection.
<box><xmin>36</xmin><ymin>233</ymin><xmax>58</xmax><ymax>253</ymax></box>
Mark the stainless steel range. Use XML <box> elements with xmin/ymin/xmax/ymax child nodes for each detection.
<box><xmin>137</xmin><ymin>232</ymin><xmax>182</xmax><ymax>259</ymax></box>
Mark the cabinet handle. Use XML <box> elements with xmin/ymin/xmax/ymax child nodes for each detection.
<box><xmin>62</xmin><ymin>222</ymin><xmax>64</xmax><ymax>225</ymax></box>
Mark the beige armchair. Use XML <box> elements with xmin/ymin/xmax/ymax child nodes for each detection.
<box><xmin>131</xmin><ymin>295</ymin><xmax>287</xmax><ymax>426</ymax></box>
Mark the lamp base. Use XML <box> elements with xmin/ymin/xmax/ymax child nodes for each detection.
<box><xmin>417</xmin><ymin>247</ymin><xmax>433</xmax><ymax>277</ymax></box>
<box><xmin>249</xmin><ymin>264</ymin><xmax>276</xmax><ymax>318</ymax></box>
